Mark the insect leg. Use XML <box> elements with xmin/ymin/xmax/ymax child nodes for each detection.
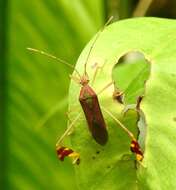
<box><xmin>91</xmin><ymin>63</ymin><xmax>102</xmax><ymax>85</ymax></box>
<box><xmin>56</xmin><ymin>112</ymin><xmax>81</xmax><ymax>164</ymax></box>
<box><xmin>91</xmin><ymin>59</ymin><xmax>107</xmax><ymax>86</ymax></box>
<box><xmin>101</xmin><ymin>106</ymin><xmax>144</xmax><ymax>162</ymax></box>
<box><xmin>66</xmin><ymin>105</ymin><xmax>81</xmax><ymax>134</ymax></box>
<box><xmin>101</xmin><ymin>106</ymin><xmax>135</xmax><ymax>139</ymax></box>
<box><xmin>56</xmin><ymin>146</ymin><xmax>80</xmax><ymax>164</ymax></box>
<box><xmin>65</xmin><ymin>111</ymin><xmax>79</xmax><ymax>135</ymax></box>
<box><xmin>97</xmin><ymin>81</ymin><xmax>114</xmax><ymax>95</ymax></box>
<box><xmin>56</xmin><ymin>113</ymin><xmax>81</xmax><ymax>147</ymax></box>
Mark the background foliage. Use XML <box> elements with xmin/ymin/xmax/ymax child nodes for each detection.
<box><xmin>1</xmin><ymin>0</ymin><xmax>104</xmax><ymax>189</ymax></box>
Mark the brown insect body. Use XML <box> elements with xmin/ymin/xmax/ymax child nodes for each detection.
<box><xmin>79</xmin><ymin>83</ymin><xmax>108</xmax><ymax>145</ymax></box>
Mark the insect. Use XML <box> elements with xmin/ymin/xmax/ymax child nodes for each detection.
<box><xmin>28</xmin><ymin>16</ymin><xmax>144</xmax><ymax>163</ymax></box>
<box><xmin>28</xmin><ymin>17</ymin><xmax>113</xmax><ymax>149</ymax></box>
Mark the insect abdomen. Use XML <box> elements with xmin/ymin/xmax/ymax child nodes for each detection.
<box><xmin>79</xmin><ymin>85</ymin><xmax>108</xmax><ymax>145</ymax></box>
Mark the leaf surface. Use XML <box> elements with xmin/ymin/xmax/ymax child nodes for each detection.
<box><xmin>68</xmin><ymin>17</ymin><xmax>176</xmax><ymax>190</ymax></box>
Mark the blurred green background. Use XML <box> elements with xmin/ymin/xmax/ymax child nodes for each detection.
<box><xmin>1</xmin><ymin>0</ymin><xmax>176</xmax><ymax>189</ymax></box>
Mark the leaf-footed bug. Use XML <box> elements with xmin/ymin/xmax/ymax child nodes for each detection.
<box><xmin>27</xmin><ymin>16</ymin><xmax>143</xmax><ymax>163</ymax></box>
<box><xmin>27</xmin><ymin>17</ymin><xmax>114</xmax><ymax>153</ymax></box>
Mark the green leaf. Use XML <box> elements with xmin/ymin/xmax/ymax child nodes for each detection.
<box><xmin>68</xmin><ymin>17</ymin><xmax>176</xmax><ymax>189</ymax></box>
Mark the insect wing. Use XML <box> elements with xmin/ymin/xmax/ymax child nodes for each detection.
<box><xmin>79</xmin><ymin>85</ymin><xmax>108</xmax><ymax>145</ymax></box>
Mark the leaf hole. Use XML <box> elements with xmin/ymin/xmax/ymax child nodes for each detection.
<box><xmin>112</xmin><ymin>51</ymin><xmax>151</xmax><ymax>105</ymax></box>
<box><xmin>112</xmin><ymin>51</ymin><xmax>151</xmax><ymax>157</ymax></box>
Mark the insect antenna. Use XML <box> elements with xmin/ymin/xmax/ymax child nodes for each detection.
<box><xmin>27</xmin><ymin>47</ymin><xmax>81</xmax><ymax>78</ymax></box>
<box><xmin>84</xmin><ymin>16</ymin><xmax>114</xmax><ymax>76</ymax></box>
